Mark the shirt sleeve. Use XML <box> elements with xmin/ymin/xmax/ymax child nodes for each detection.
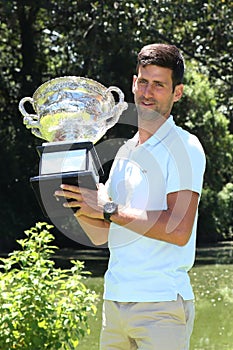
<box><xmin>166</xmin><ymin>133</ymin><xmax>206</xmax><ymax>195</ymax></box>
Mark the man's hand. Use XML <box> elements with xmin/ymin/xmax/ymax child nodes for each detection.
<box><xmin>54</xmin><ymin>183</ymin><xmax>109</xmax><ymax>220</ymax></box>
<box><xmin>54</xmin><ymin>183</ymin><xmax>110</xmax><ymax>246</ymax></box>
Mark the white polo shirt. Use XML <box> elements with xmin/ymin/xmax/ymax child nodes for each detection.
<box><xmin>104</xmin><ymin>116</ymin><xmax>206</xmax><ymax>302</ymax></box>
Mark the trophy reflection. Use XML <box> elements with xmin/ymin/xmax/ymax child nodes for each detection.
<box><xmin>19</xmin><ymin>76</ymin><xmax>127</xmax><ymax>220</ymax></box>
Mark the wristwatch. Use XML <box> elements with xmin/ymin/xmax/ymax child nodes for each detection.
<box><xmin>103</xmin><ymin>201</ymin><xmax>118</xmax><ymax>223</ymax></box>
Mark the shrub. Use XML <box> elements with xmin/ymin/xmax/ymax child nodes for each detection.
<box><xmin>216</xmin><ymin>183</ymin><xmax>233</xmax><ymax>240</ymax></box>
<box><xmin>197</xmin><ymin>187</ymin><xmax>218</xmax><ymax>243</ymax></box>
<box><xmin>0</xmin><ymin>222</ymin><xmax>98</xmax><ymax>350</ymax></box>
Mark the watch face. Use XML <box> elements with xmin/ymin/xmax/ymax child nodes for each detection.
<box><xmin>104</xmin><ymin>202</ymin><xmax>117</xmax><ymax>214</ymax></box>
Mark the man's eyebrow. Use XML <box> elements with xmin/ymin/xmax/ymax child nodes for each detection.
<box><xmin>152</xmin><ymin>78</ymin><xmax>168</xmax><ymax>84</ymax></box>
<box><xmin>138</xmin><ymin>77</ymin><xmax>167</xmax><ymax>84</ymax></box>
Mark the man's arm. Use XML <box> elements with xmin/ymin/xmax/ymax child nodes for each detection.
<box><xmin>55</xmin><ymin>185</ymin><xmax>199</xmax><ymax>247</ymax></box>
<box><xmin>110</xmin><ymin>190</ymin><xmax>199</xmax><ymax>246</ymax></box>
<box><xmin>76</xmin><ymin>215</ymin><xmax>110</xmax><ymax>246</ymax></box>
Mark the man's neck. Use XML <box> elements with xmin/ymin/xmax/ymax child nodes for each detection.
<box><xmin>138</xmin><ymin>116</ymin><xmax>168</xmax><ymax>145</ymax></box>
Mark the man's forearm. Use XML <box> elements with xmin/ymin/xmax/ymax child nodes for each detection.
<box><xmin>109</xmin><ymin>191</ymin><xmax>199</xmax><ymax>246</ymax></box>
<box><xmin>76</xmin><ymin>214</ymin><xmax>109</xmax><ymax>246</ymax></box>
<box><xmin>109</xmin><ymin>208</ymin><xmax>187</xmax><ymax>246</ymax></box>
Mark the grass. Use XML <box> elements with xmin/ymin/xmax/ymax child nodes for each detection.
<box><xmin>190</xmin><ymin>264</ymin><xmax>233</xmax><ymax>350</ymax></box>
<box><xmin>78</xmin><ymin>264</ymin><xmax>233</xmax><ymax>350</ymax></box>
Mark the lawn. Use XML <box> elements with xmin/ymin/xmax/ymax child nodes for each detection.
<box><xmin>78</xmin><ymin>264</ymin><xmax>233</xmax><ymax>350</ymax></box>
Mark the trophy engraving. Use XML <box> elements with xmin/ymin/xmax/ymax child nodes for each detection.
<box><xmin>19</xmin><ymin>76</ymin><xmax>128</xmax><ymax>224</ymax></box>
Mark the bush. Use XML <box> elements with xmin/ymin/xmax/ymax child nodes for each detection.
<box><xmin>0</xmin><ymin>222</ymin><xmax>98</xmax><ymax>350</ymax></box>
<box><xmin>216</xmin><ymin>183</ymin><xmax>233</xmax><ymax>240</ymax></box>
<box><xmin>197</xmin><ymin>187</ymin><xmax>218</xmax><ymax>244</ymax></box>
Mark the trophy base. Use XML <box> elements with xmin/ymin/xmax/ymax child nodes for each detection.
<box><xmin>29</xmin><ymin>141</ymin><xmax>105</xmax><ymax>245</ymax></box>
<box><xmin>30</xmin><ymin>170</ymin><xmax>97</xmax><ymax>218</ymax></box>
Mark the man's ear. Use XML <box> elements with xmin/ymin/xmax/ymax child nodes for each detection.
<box><xmin>173</xmin><ymin>84</ymin><xmax>184</xmax><ymax>102</ymax></box>
<box><xmin>132</xmin><ymin>75</ymin><xmax>137</xmax><ymax>94</ymax></box>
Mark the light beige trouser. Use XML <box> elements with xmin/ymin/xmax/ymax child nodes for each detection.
<box><xmin>100</xmin><ymin>295</ymin><xmax>195</xmax><ymax>350</ymax></box>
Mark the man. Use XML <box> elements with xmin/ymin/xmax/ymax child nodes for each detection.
<box><xmin>55</xmin><ymin>43</ymin><xmax>206</xmax><ymax>349</ymax></box>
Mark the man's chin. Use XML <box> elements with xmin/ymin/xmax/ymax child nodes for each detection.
<box><xmin>138</xmin><ymin>108</ymin><xmax>162</xmax><ymax>121</ymax></box>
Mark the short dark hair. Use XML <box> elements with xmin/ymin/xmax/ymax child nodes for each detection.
<box><xmin>136</xmin><ymin>43</ymin><xmax>185</xmax><ymax>90</ymax></box>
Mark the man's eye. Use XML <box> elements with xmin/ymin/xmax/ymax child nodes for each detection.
<box><xmin>138</xmin><ymin>79</ymin><xmax>147</xmax><ymax>85</ymax></box>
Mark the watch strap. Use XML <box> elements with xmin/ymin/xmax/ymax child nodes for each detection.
<box><xmin>103</xmin><ymin>211</ymin><xmax>113</xmax><ymax>223</ymax></box>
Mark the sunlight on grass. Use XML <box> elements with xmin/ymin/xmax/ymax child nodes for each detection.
<box><xmin>78</xmin><ymin>265</ymin><xmax>233</xmax><ymax>350</ymax></box>
<box><xmin>78</xmin><ymin>277</ymin><xmax>103</xmax><ymax>349</ymax></box>
<box><xmin>190</xmin><ymin>264</ymin><xmax>233</xmax><ymax>350</ymax></box>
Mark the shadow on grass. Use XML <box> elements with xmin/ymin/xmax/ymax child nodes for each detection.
<box><xmin>195</xmin><ymin>242</ymin><xmax>233</xmax><ymax>265</ymax></box>
<box><xmin>54</xmin><ymin>248</ymin><xmax>110</xmax><ymax>276</ymax></box>
<box><xmin>54</xmin><ymin>242</ymin><xmax>233</xmax><ymax>276</ymax></box>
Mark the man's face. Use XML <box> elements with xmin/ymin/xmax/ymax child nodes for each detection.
<box><xmin>132</xmin><ymin>64</ymin><xmax>183</xmax><ymax>121</ymax></box>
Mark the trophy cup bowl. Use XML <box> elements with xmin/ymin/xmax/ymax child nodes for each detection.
<box><xmin>19</xmin><ymin>76</ymin><xmax>127</xmax><ymax>143</ymax></box>
<box><xmin>19</xmin><ymin>76</ymin><xmax>128</xmax><ymax>231</ymax></box>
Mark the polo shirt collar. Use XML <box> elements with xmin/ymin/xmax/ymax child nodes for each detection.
<box><xmin>132</xmin><ymin>115</ymin><xmax>175</xmax><ymax>147</ymax></box>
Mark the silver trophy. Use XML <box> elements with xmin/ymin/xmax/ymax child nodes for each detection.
<box><xmin>19</xmin><ymin>76</ymin><xmax>127</xmax><ymax>221</ymax></box>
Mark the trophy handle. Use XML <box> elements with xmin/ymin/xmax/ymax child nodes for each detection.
<box><xmin>104</xmin><ymin>86</ymin><xmax>128</xmax><ymax>128</ymax></box>
<box><xmin>18</xmin><ymin>97</ymin><xmax>42</xmax><ymax>135</ymax></box>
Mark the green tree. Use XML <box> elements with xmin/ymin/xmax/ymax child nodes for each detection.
<box><xmin>174</xmin><ymin>62</ymin><xmax>233</xmax><ymax>241</ymax></box>
<box><xmin>216</xmin><ymin>183</ymin><xmax>233</xmax><ymax>240</ymax></box>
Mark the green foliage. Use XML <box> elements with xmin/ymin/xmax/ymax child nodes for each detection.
<box><xmin>197</xmin><ymin>187</ymin><xmax>218</xmax><ymax>243</ymax></box>
<box><xmin>176</xmin><ymin>62</ymin><xmax>233</xmax><ymax>191</ymax></box>
<box><xmin>216</xmin><ymin>183</ymin><xmax>233</xmax><ymax>240</ymax></box>
<box><xmin>0</xmin><ymin>222</ymin><xmax>98</xmax><ymax>350</ymax></box>
<box><xmin>174</xmin><ymin>63</ymin><xmax>233</xmax><ymax>242</ymax></box>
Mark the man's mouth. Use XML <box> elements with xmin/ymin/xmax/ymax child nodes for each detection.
<box><xmin>140</xmin><ymin>99</ymin><xmax>156</xmax><ymax>108</ymax></box>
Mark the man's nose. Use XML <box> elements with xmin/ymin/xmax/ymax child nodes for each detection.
<box><xmin>143</xmin><ymin>83</ymin><xmax>154</xmax><ymax>98</ymax></box>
